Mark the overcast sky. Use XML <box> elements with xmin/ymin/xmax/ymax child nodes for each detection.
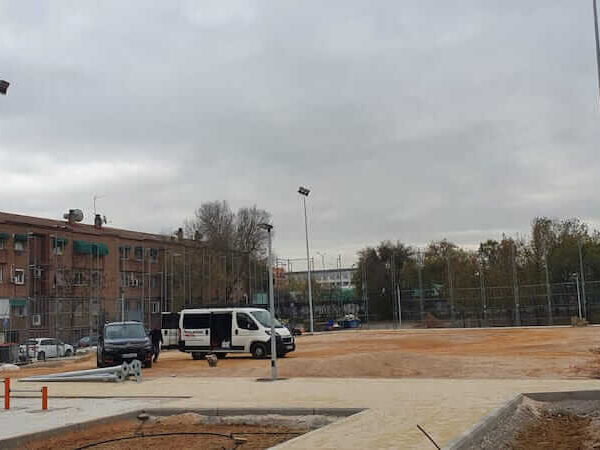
<box><xmin>1</xmin><ymin>1</ymin><xmax>599</xmax><ymax>268</ymax></box>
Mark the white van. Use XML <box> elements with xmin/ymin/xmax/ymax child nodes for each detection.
<box><xmin>178</xmin><ymin>307</ymin><xmax>295</xmax><ymax>359</ymax></box>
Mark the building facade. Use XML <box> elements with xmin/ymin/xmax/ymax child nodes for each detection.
<box><xmin>286</xmin><ymin>267</ymin><xmax>356</xmax><ymax>289</ymax></box>
<box><xmin>0</xmin><ymin>210</ymin><xmax>198</xmax><ymax>345</ymax></box>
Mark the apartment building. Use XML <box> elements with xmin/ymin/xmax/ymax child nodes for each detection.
<box><xmin>0</xmin><ymin>210</ymin><xmax>196</xmax><ymax>345</ymax></box>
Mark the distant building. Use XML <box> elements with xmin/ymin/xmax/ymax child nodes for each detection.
<box><xmin>0</xmin><ymin>210</ymin><xmax>203</xmax><ymax>344</ymax></box>
<box><xmin>286</xmin><ymin>267</ymin><xmax>356</xmax><ymax>289</ymax></box>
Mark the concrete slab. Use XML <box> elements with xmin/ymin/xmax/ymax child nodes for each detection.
<box><xmin>4</xmin><ymin>377</ymin><xmax>600</xmax><ymax>449</ymax></box>
<box><xmin>0</xmin><ymin>397</ymin><xmax>168</xmax><ymax>447</ymax></box>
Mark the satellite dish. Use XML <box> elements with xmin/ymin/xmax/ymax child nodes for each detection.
<box><xmin>63</xmin><ymin>209</ymin><xmax>84</xmax><ymax>223</ymax></box>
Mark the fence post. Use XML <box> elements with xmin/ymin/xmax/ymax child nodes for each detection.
<box><xmin>41</xmin><ymin>386</ymin><xmax>48</xmax><ymax>410</ymax></box>
<box><xmin>4</xmin><ymin>377</ymin><xmax>9</xmax><ymax>410</ymax></box>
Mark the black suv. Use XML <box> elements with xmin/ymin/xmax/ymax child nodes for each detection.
<box><xmin>97</xmin><ymin>321</ymin><xmax>153</xmax><ymax>368</ymax></box>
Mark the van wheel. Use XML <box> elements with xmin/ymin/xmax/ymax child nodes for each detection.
<box><xmin>216</xmin><ymin>353</ymin><xmax>227</xmax><ymax>359</ymax></box>
<box><xmin>65</xmin><ymin>349</ymin><xmax>72</xmax><ymax>357</ymax></box>
<box><xmin>37</xmin><ymin>352</ymin><xmax>46</xmax><ymax>361</ymax></box>
<box><xmin>251</xmin><ymin>343</ymin><xmax>267</xmax><ymax>359</ymax></box>
<box><xmin>192</xmin><ymin>352</ymin><xmax>206</xmax><ymax>360</ymax></box>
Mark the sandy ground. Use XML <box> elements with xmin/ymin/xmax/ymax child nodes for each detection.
<box><xmin>3</xmin><ymin>326</ymin><xmax>599</xmax><ymax>380</ymax></box>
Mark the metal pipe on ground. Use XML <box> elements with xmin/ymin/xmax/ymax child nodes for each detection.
<box><xmin>20</xmin><ymin>375</ymin><xmax>120</xmax><ymax>383</ymax></box>
<box><xmin>23</xmin><ymin>365</ymin><xmax>123</xmax><ymax>379</ymax></box>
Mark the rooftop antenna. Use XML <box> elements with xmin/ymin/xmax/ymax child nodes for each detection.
<box><xmin>93</xmin><ymin>194</ymin><xmax>105</xmax><ymax>216</ymax></box>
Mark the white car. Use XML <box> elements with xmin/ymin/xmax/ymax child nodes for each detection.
<box><xmin>20</xmin><ymin>338</ymin><xmax>74</xmax><ymax>361</ymax></box>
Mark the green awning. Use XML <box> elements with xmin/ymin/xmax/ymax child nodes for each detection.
<box><xmin>14</xmin><ymin>234</ymin><xmax>28</xmax><ymax>242</ymax></box>
<box><xmin>0</xmin><ymin>232</ymin><xmax>9</xmax><ymax>240</ymax></box>
<box><xmin>10</xmin><ymin>299</ymin><xmax>26</xmax><ymax>307</ymax></box>
<box><xmin>74</xmin><ymin>240</ymin><xmax>109</xmax><ymax>256</ymax></box>
<box><xmin>51</xmin><ymin>237</ymin><xmax>68</xmax><ymax>247</ymax></box>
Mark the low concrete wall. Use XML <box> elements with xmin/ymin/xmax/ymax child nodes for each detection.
<box><xmin>445</xmin><ymin>390</ymin><xmax>600</xmax><ymax>450</ymax></box>
<box><xmin>443</xmin><ymin>394</ymin><xmax>523</xmax><ymax>450</ymax></box>
<box><xmin>0</xmin><ymin>407</ymin><xmax>365</xmax><ymax>450</ymax></box>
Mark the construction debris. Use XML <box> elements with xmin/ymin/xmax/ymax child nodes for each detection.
<box><xmin>206</xmin><ymin>354</ymin><xmax>218</xmax><ymax>367</ymax></box>
<box><xmin>19</xmin><ymin>360</ymin><xmax>143</xmax><ymax>383</ymax></box>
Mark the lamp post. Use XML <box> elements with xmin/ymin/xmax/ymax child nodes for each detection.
<box><xmin>572</xmin><ymin>273</ymin><xmax>583</xmax><ymax>320</ymax></box>
<box><xmin>258</xmin><ymin>222</ymin><xmax>277</xmax><ymax>380</ymax></box>
<box><xmin>298</xmin><ymin>186</ymin><xmax>314</xmax><ymax>334</ymax></box>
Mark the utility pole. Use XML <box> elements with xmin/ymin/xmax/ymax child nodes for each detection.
<box><xmin>512</xmin><ymin>241</ymin><xmax>521</xmax><ymax>326</ymax></box>
<box><xmin>544</xmin><ymin>250</ymin><xmax>553</xmax><ymax>325</ymax></box>
<box><xmin>578</xmin><ymin>239</ymin><xmax>587</xmax><ymax>318</ymax></box>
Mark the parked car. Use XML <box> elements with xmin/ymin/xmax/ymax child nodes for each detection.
<box><xmin>97</xmin><ymin>321</ymin><xmax>154</xmax><ymax>368</ymax></box>
<box><xmin>20</xmin><ymin>338</ymin><xmax>74</xmax><ymax>361</ymax></box>
<box><xmin>77</xmin><ymin>335</ymin><xmax>99</xmax><ymax>348</ymax></box>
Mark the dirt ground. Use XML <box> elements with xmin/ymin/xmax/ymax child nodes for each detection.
<box><xmin>23</xmin><ymin>414</ymin><xmax>305</xmax><ymax>450</ymax></box>
<box><xmin>4</xmin><ymin>327</ymin><xmax>600</xmax><ymax>379</ymax></box>
<box><xmin>510</xmin><ymin>412</ymin><xmax>596</xmax><ymax>450</ymax></box>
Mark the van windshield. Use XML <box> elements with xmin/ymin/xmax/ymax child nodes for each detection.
<box><xmin>250</xmin><ymin>311</ymin><xmax>283</xmax><ymax>328</ymax></box>
<box><xmin>105</xmin><ymin>324</ymin><xmax>146</xmax><ymax>339</ymax></box>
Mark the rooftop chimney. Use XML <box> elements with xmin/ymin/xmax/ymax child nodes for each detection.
<box><xmin>94</xmin><ymin>214</ymin><xmax>103</xmax><ymax>229</ymax></box>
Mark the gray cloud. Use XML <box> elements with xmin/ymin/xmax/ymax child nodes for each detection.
<box><xmin>1</xmin><ymin>1</ymin><xmax>599</xmax><ymax>267</ymax></box>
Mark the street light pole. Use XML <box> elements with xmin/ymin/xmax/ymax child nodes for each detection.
<box><xmin>593</xmin><ymin>0</ymin><xmax>600</xmax><ymax>105</ymax></box>
<box><xmin>298</xmin><ymin>186</ymin><xmax>314</xmax><ymax>334</ymax></box>
<box><xmin>573</xmin><ymin>273</ymin><xmax>583</xmax><ymax>320</ymax></box>
<box><xmin>259</xmin><ymin>223</ymin><xmax>277</xmax><ymax>380</ymax></box>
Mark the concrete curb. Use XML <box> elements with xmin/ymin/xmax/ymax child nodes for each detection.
<box><xmin>0</xmin><ymin>406</ymin><xmax>365</xmax><ymax>450</ymax></box>
<box><xmin>443</xmin><ymin>394</ymin><xmax>523</xmax><ymax>450</ymax></box>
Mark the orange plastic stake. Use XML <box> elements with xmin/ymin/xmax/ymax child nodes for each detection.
<box><xmin>41</xmin><ymin>386</ymin><xmax>48</xmax><ymax>410</ymax></box>
<box><xmin>4</xmin><ymin>378</ymin><xmax>9</xmax><ymax>410</ymax></box>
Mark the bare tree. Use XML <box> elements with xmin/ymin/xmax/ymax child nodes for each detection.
<box><xmin>235</xmin><ymin>206</ymin><xmax>271</xmax><ymax>257</ymax></box>
<box><xmin>187</xmin><ymin>201</ymin><xmax>235</xmax><ymax>250</ymax></box>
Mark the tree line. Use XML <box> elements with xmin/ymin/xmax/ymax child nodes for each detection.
<box><xmin>352</xmin><ymin>217</ymin><xmax>600</xmax><ymax>319</ymax></box>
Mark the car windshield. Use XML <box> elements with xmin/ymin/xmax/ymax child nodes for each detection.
<box><xmin>250</xmin><ymin>311</ymin><xmax>283</xmax><ymax>328</ymax></box>
<box><xmin>105</xmin><ymin>324</ymin><xmax>146</xmax><ymax>339</ymax></box>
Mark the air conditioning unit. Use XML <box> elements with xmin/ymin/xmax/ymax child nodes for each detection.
<box><xmin>32</xmin><ymin>314</ymin><xmax>41</xmax><ymax>326</ymax></box>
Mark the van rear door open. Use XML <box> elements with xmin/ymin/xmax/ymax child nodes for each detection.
<box><xmin>182</xmin><ymin>313</ymin><xmax>210</xmax><ymax>350</ymax></box>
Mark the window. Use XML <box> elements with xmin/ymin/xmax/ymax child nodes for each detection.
<box><xmin>120</xmin><ymin>272</ymin><xmax>128</xmax><ymax>288</ymax></box>
<box><xmin>73</xmin><ymin>271</ymin><xmax>85</xmax><ymax>286</ymax></box>
<box><xmin>151</xmin><ymin>275</ymin><xmax>160</xmax><ymax>289</ymax></box>
<box><xmin>0</xmin><ymin>265</ymin><xmax>3</xmax><ymax>283</ymax></box>
<box><xmin>52</xmin><ymin>238</ymin><xmax>67</xmax><ymax>256</ymax></box>
<box><xmin>13</xmin><ymin>269</ymin><xmax>25</xmax><ymax>285</ymax></box>
<box><xmin>134</xmin><ymin>247</ymin><xmax>144</xmax><ymax>261</ymax></box>
<box><xmin>14</xmin><ymin>241</ymin><xmax>24</xmax><ymax>252</ymax></box>
<box><xmin>12</xmin><ymin>305</ymin><xmax>26</xmax><ymax>317</ymax></box>
<box><xmin>183</xmin><ymin>313</ymin><xmax>210</xmax><ymax>329</ymax></box>
<box><xmin>91</xmin><ymin>271</ymin><xmax>101</xmax><ymax>288</ymax></box>
<box><xmin>151</xmin><ymin>302</ymin><xmax>160</xmax><ymax>314</ymax></box>
<box><xmin>0</xmin><ymin>240</ymin><xmax>4</xmax><ymax>250</ymax></box>
<box><xmin>149</xmin><ymin>248</ymin><xmax>158</xmax><ymax>262</ymax></box>
<box><xmin>119</xmin><ymin>246</ymin><xmax>131</xmax><ymax>260</ymax></box>
<box><xmin>105</xmin><ymin>323</ymin><xmax>146</xmax><ymax>339</ymax></box>
<box><xmin>236</xmin><ymin>312</ymin><xmax>258</xmax><ymax>330</ymax></box>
